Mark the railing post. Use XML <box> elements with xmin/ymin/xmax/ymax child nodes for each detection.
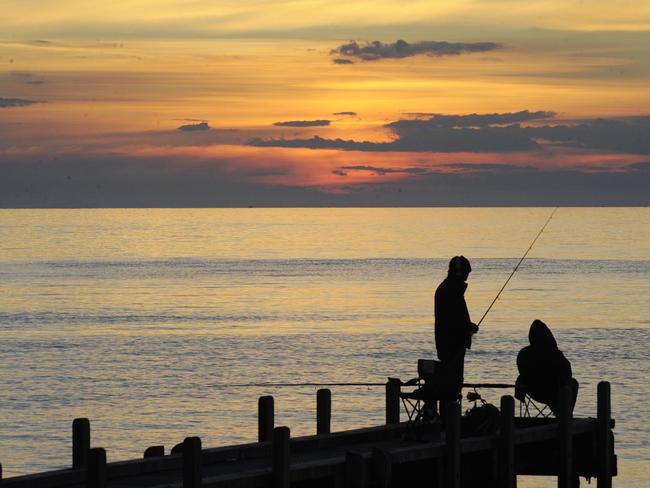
<box><xmin>385</xmin><ymin>379</ymin><xmax>401</xmax><ymax>425</ymax></box>
<box><xmin>182</xmin><ymin>436</ymin><xmax>202</xmax><ymax>488</ymax></box>
<box><xmin>258</xmin><ymin>395</ymin><xmax>275</xmax><ymax>442</ymax></box>
<box><xmin>558</xmin><ymin>385</ymin><xmax>573</xmax><ymax>488</ymax></box>
<box><xmin>445</xmin><ymin>401</ymin><xmax>461</xmax><ymax>488</ymax></box>
<box><xmin>372</xmin><ymin>447</ymin><xmax>392</xmax><ymax>488</ymax></box>
<box><xmin>87</xmin><ymin>447</ymin><xmax>106</xmax><ymax>488</ymax></box>
<box><xmin>272</xmin><ymin>426</ymin><xmax>290</xmax><ymax>488</ymax></box>
<box><xmin>345</xmin><ymin>451</ymin><xmax>366</xmax><ymax>488</ymax></box>
<box><xmin>144</xmin><ymin>445</ymin><xmax>165</xmax><ymax>458</ymax></box>
<box><xmin>499</xmin><ymin>395</ymin><xmax>515</xmax><ymax>488</ymax></box>
<box><xmin>597</xmin><ymin>381</ymin><xmax>612</xmax><ymax>488</ymax></box>
<box><xmin>317</xmin><ymin>388</ymin><xmax>332</xmax><ymax>435</ymax></box>
<box><xmin>72</xmin><ymin>417</ymin><xmax>90</xmax><ymax>468</ymax></box>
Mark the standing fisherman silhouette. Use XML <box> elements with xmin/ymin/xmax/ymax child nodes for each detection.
<box><xmin>434</xmin><ymin>256</ymin><xmax>479</xmax><ymax>400</ymax></box>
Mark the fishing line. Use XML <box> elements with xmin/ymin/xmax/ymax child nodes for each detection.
<box><xmin>476</xmin><ymin>207</ymin><xmax>558</xmax><ymax>327</ymax></box>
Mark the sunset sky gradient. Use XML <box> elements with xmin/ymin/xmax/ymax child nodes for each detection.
<box><xmin>2</xmin><ymin>0</ymin><xmax>650</xmax><ymax>206</ymax></box>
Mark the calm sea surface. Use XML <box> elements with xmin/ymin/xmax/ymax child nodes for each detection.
<box><xmin>0</xmin><ymin>208</ymin><xmax>648</xmax><ymax>487</ymax></box>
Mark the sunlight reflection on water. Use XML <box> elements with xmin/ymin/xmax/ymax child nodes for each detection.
<box><xmin>0</xmin><ymin>208</ymin><xmax>648</xmax><ymax>486</ymax></box>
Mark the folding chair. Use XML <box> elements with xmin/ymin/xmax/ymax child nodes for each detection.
<box><xmin>399</xmin><ymin>359</ymin><xmax>449</xmax><ymax>436</ymax></box>
<box><xmin>515</xmin><ymin>384</ymin><xmax>553</xmax><ymax>418</ymax></box>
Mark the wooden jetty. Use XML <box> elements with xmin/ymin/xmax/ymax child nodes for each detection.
<box><xmin>0</xmin><ymin>381</ymin><xmax>616</xmax><ymax>488</ymax></box>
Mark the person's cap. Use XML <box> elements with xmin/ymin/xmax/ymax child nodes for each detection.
<box><xmin>449</xmin><ymin>255</ymin><xmax>471</xmax><ymax>273</ymax></box>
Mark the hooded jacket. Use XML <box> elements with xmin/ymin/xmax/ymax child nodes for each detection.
<box><xmin>434</xmin><ymin>274</ymin><xmax>476</xmax><ymax>362</ymax></box>
<box><xmin>516</xmin><ymin>320</ymin><xmax>572</xmax><ymax>405</ymax></box>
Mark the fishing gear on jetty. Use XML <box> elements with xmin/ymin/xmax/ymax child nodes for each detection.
<box><xmin>214</xmin><ymin>208</ymin><xmax>558</xmax><ymax>391</ymax></box>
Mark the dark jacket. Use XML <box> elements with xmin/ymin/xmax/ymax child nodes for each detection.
<box><xmin>434</xmin><ymin>274</ymin><xmax>477</xmax><ymax>362</ymax></box>
<box><xmin>516</xmin><ymin>320</ymin><xmax>572</xmax><ymax>406</ymax></box>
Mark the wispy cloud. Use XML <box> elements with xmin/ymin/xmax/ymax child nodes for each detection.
<box><xmin>0</xmin><ymin>97</ymin><xmax>43</xmax><ymax>108</ymax></box>
<box><xmin>177</xmin><ymin>121</ymin><xmax>210</xmax><ymax>131</ymax></box>
<box><xmin>333</xmin><ymin>112</ymin><xmax>357</xmax><ymax>116</ymax></box>
<box><xmin>273</xmin><ymin>120</ymin><xmax>331</xmax><ymax>127</ymax></box>
<box><xmin>330</xmin><ymin>39</ymin><xmax>501</xmax><ymax>63</ymax></box>
<box><xmin>250</xmin><ymin>128</ymin><xmax>539</xmax><ymax>152</ymax></box>
<box><xmin>336</xmin><ymin>165</ymin><xmax>427</xmax><ymax>176</ymax></box>
<box><xmin>628</xmin><ymin>161</ymin><xmax>650</xmax><ymax>171</ymax></box>
<box><xmin>389</xmin><ymin>110</ymin><xmax>555</xmax><ymax>128</ymax></box>
<box><xmin>446</xmin><ymin>163</ymin><xmax>537</xmax><ymax>172</ymax></box>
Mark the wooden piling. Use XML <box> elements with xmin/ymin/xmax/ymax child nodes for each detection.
<box><xmin>87</xmin><ymin>447</ymin><xmax>106</xmax><ymax>488</ymax></box>
<box><xmin>345</xmin><ymin>451</ymin><xmax>366</xmax><ymax>488</ymax></box>
<box><xmin>144</xmin><ymin>445</ymin><xmax>164</xmax><ymax>458</ymax></box>
<box><xmin>372</xmin><ymin>447</ymin><xmax>391</xmax><ymax>488</ymax></box>
<box><xmin>72</xmin><ymin>418</ymin><xmax>90</xmax><ymax>468</ymax></box>
<box><xmin>182</xmin><ymin>436</ymin><xmax>202</xmax><ymax>488</ymax></box>
<box><xmin>258</xmin><ymin>396</ymin><xmax>275</xmax><ymax>443</ymax></box>
<box><xmin>499</xmin><ymin>395</ymin><xmax>515</xmax><ymax>488</ymax></box>
<box><xmin>597</xmin><ymin>381</ymin><xmax>612</xmax><ymax>488</ymax></box>
<box><xmin>558</xmin><ymin>385</ymin><xmax>573</xmax><ymax>488</ymax></box>
<box><xmin>317</xmin><ymin>388</ymin><xmax>332</xmax><ymax>435</ymax></box>
<box><xmin>445</xmin><ymin>401</ymin><xmax>461</xmax><ymax>488</ymax></box>
<box><xmin>385</xmin><ymin>379</ymin><xmax>401</xmax><ymax>425</ymax></box>
<box><xmin>272</xmin><ymin>426</ymin><xmax>290</xmax><ymax>488</ymax></box>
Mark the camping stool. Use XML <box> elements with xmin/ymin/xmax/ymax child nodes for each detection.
<box><xmin>399</xmin><ymin>359</ymin><xmax>447</xmax><ymax>438</ymax></box>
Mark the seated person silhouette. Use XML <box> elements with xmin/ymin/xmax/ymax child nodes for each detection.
<box><xmin>515</xmin><ymin>319</ymin><xmax>579</xmax><ymax>416</ymax></box>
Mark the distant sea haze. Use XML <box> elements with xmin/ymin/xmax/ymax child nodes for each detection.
<box><xmin>0</xmin><ymin>208</ymin><xmax>648</xmax><ymax>488</ymax></box>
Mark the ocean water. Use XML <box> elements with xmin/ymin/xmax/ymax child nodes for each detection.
<box><xmin>0</xmin><ymin>208</ymin><xmax>648</xmax><ymax>487</ymax></box>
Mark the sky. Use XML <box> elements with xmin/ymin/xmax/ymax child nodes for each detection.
<box><xmin>1</xmin><ymin>0</ymin><xmax>650</xmax><ymax>206</ymax></box>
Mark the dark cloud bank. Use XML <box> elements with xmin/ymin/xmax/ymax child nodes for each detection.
<box><xmin>1</xmin><ymin>153</ymin><xmax>648</xmax><ymax>207</ymax></box>
<box><xmin>3</xmin><ymin>110</ymin><xmax>649</xmax><ymax>207</ymax></box>
<box><xmin>331</xmin><ymin>39</ymin><xmax>500</xmax><ymax>63</ymax></box>
<box><xmin>250</xmin><ymin>111</ymin><xmax>650</xmax><ymax>154</ymax></box>
<box><xmin>0</xmin><ymin>154</ymin><xmax>322</xmax><ymax>208</ymax></box>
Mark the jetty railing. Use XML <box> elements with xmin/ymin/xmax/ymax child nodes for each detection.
<box><xmin>0</xmin><ymin>381</ymin><xmax>615</xmax><ymax>488</ymax></box>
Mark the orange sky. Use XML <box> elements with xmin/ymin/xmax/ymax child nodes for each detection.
<box><xmin>2</xmin><ymin>1</ymin><xmax>650</xmax><ymax>205</ymax></box>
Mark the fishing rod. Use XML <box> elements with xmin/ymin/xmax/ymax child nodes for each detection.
<box><xmin>219</xmin><ymin>382</ymin><xmax>515</xmax><ymax>389</ymax></box>
<box><xmin>476</xmin><ymin>207</ymin><xmax>558</xmax><ymax>327</ymax></box>
<box><xmin>224</xmin><ymin>382</ymin><xmax>385</xmax><ymax>388</ymax></box>
<box><xmin>213</xmin><ymin>209</ymin><xmax>558</xmax><ymax>390</ymax></box>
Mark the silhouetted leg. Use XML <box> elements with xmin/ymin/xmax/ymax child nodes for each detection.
<box><xmin>551</xmin><ymin>379</ymin><xmax>579</xmax><ymax>417</ymax></box>
<box><xmin>569</xmin><ymin>378</ymin><xmax>579</xmax><ymax>415</ymax></box>
<box><xmin>447</xmin><ymin>349</ymin><xmax>465</xmax><ymax>400</ymax></box>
